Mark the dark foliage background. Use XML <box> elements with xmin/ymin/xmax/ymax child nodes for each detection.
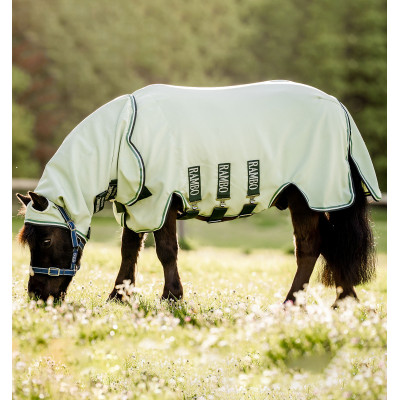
<box><xmin>12</xmin><ymin>0</ymin><xmax>386</xmax><ymax>189</ymax></box>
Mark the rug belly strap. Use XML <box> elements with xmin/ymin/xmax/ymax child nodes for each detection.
<box><xmin>238</xmin><ymin>202</ymin><xmax>257</xmax><ymax>218</ymax></box>
<box><xmin>178</xmin><ymin>209</ymin><xmax>199</xmax><ymax>220</ymax></box>
<box><xmin>207</xmin><ymin>206</ymin><xmax>228</xmax><ymax>223</ymax></box>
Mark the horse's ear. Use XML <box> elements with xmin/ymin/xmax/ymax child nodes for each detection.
<box><xmin>16</xmin><ymin>193</ymin><xmax>31</xmax><ymax>206</ymax></box>
<box><xmin>28</xmin><ymin>191</ymin><xmax>48</xmax><ymax>211</ymax></box>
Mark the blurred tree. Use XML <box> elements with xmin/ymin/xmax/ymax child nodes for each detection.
<box><xmin>226</xmin><ymin>0</ymin><xmax>387</xmax><ymax>188</ymax></box>
<box><xmin>12</xmin><ymin>66</ymin><xmax>39</xmax><ymax>177</ymax></box>
<box><xmin>12</xmin><ymin>0</ymin><xmax>241</xmax><ymax>141</ymax></box>
<box><xmin>12</xmin><ymin>0</ymin><xmax>386</xmax><ymax>189</ymax></box>
<box><xmin>339</xmin><ymin>1</ymin><xmax>387</xmax><ymax>188</ymax></box>
<box><xmin>12</xmin><ymin>35</ymin><xmax>64</xmax><ymax>171</ymax></box>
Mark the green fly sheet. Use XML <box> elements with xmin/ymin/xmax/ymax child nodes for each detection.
<box><xmin>25</xmin><ymin>81</ymin><xmax>381</xmax><ymax>236</ymax></box>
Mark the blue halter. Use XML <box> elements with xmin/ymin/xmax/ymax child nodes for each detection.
<box><xmin>30</xmin><ymin>205</ymin><xmax>86</xmax><ymax>277</ymax></box>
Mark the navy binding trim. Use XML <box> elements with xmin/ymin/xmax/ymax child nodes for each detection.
<box><xmin>126</xmin><ymin>95</ymin><xmax>147</xmax><ymax>206</ymax></box>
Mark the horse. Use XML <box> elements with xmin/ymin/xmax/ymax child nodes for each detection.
<box><xmin>16</xmin><ymin>81</ymin><xmax>380</xmax><ymax>306</ymax></box>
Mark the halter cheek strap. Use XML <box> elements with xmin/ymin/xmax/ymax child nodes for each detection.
<box><xmin>30</xmin><ymin>205</ymin><xmax>86</xmax><ymax>277</ymax></box>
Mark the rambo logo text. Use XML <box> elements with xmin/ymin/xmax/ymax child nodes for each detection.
<box><xmin>217</xmin><ymin>163</ymin><xmax>231</xmax><ymax>199</ymax></box>
<box><xmin>188</xmin><ymin>166</ymin><xmax>201</xmax><ymax>202</ymax></box>
<box><xmin>247</xmin><ymin>160</ymin><xmax>260</xmax><ymax>196</ymax></box>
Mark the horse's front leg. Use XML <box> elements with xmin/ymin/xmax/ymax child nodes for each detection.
<box><xmin>154</xmin><ymin>196</ymin><xmax>183</xmax><ymax>300</ymax></box>
<box><xmin>108</xmin><ymin>227</ymin><xmax>145</xmax><ymax>301</ymax></box>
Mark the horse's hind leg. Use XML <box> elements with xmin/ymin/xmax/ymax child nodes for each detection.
<box><xmin>109</xmin><ymin>227</ymin><xmax>145</xmax><ymax>300</ymax></box>
<box><xmin>333</xmin><ymin>279</ymin><xmax>358</xmax><ymax>307</ymax></box>
<box><xmin>284</xmin><ymin>186</ymin><xmax>322</xmax><ymax>304</ymax></box>
<box><xmin>154</xmin><ymin>195</ymin><xmax>183</xmax><ymax>300</ymax></box>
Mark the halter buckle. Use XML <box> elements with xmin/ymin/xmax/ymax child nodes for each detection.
<box><xmin>67</xmin><ymin>220</ymin><xmax>76</xmax><ymax>231</ymax></box>
<box><xmin>48</xmin><ymin>267</ymin><xmax>60</xmax><ymax>276</ymax></box>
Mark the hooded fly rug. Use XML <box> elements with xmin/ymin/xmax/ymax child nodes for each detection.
<box><xmin>24</xmin><ymin>80</ymin><xmax>381</xmax><ymax>238</ymax></box>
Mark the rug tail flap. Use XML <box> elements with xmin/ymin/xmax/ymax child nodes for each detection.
<box><xmin>345</xmin><ymin>107</ymin><xmax>382</xmax><ymax>201</ymax></box>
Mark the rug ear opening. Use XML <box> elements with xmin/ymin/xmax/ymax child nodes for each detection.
<box><xmin>28</xmin><ymin>191</ymin><xmax>49</xmax><ymax>212</ymax></box>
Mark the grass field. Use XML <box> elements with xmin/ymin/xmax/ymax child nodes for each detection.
<box><xmin>12</xmin><ymin>207</ymin><xmax>387</xmax><ymax>399</ymax></box>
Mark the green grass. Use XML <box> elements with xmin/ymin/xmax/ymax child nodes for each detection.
<box><xmin>12</xmin><ymin>204</ymin><xmax>387</xmax><ymax>399</ymax></box>
<box><xmin>13</xmin><ymin>239</ymin><xmax>387</xmax><ymax>399</ymax></box>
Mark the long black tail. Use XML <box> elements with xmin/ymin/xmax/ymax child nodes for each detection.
<box><xmin>319</xmin><ymin>159</ymin><xmax>376</xmax><ymax>287</ymax></box>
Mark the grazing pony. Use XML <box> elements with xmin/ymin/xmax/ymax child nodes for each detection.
<box><xmin>17</xmin><ymin>81</ymin><xmax>380</xmax><ymax>306</ymax></box>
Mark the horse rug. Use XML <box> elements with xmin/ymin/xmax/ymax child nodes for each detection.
<box><xmin>24</xmin><ymin>81</ymin><xmax>381</xmax><ymax>237</ymax></box>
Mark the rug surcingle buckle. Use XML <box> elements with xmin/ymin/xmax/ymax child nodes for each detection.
<box><xmin>219</xmin><ymin>198</ymin><xmax>229</xmax><ymax>208</ymax></box>
<box><xmin>248</xmin><ymin>195</ymin><xmax>257</xmax><ymax>205</ymax></box>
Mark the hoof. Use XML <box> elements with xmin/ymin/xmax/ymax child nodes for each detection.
<box><xmin>107</xmin><ymin>290</ymin><xmax>124</xmax><ymax>303</ymax></box>
<box><xmin>161</xmin><ymin>289</ymin><xmax>183</xmax><ymax>301</ymax></box>
<box><xmin>332</xmin><ymin>295</ymin><xmax>359</xmax><ymax>309</ymax></box>
<box><xmin>283</xmin><ymin>299</ymin><xmax>307</xmax><ymax>310</ymax></box>
<box><xmin>162</xmin><ymin>281</ymin><xmax>183</xmax><ymax>301</ymax></box>
<box><xmin>283</xmin><ymin>299</ymin><xmax>294</xmax><ymax>306</ymax></box>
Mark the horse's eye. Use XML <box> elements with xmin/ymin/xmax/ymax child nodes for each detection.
<box><xmin>42</xmin><ymin>239</ymin><xmax>51</xmax><ymax>248</ymax></box>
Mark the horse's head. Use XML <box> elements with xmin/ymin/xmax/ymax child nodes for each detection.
<box><xmin>16</xmin><ymin>192</ymin><xmax>84</xmax><ymax>302</ymax></box>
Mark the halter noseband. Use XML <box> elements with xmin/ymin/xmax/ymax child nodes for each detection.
<box><xmin>30</xmin><ymin>205</ymin><xmax>86</xmax><ymax>277</ymax></box>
